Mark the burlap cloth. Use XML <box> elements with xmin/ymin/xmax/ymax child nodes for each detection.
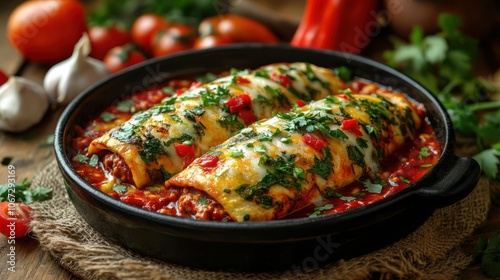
<box><xmin>29</xmin><ymin>158</ymin><xmax>493</xmax><ymax>280</ymax></box>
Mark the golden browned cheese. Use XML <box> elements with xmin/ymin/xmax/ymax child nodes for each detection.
<box><xmin>88</xmin><ymin>63</ymin><xmax>345</xmax><ymax>188</ymax></box>
<box><xmin>165</xmin><ymin>91</ymin><xmax>423</xmax><ymax>221</ymax></box>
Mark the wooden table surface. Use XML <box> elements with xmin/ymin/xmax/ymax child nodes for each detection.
<box><xmin>0</xmin><ymin>1</ymin><xmax>499</xmax><ymax>279</ymax></box>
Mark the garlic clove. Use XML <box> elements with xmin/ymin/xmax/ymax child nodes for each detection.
<box><xmin>0</xmin><ymin>76</ymin><xmax>49</xmax><ymax>132</ymax></box>
<box><xmin>43</xmin><ymin>33</ymin><xmax>109</xmax><ymax>106</ymax></box>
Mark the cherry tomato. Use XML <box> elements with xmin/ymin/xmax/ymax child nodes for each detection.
<box><xmin>199</xmin><ymin>15</ymin><xmax>278</xmax><ymax>43</ymax></box>
<box><xmin>194</xmin><ymin>35</ymin><xmax>233</xmax><ymax>49</ymax></box>
<box><xmin>131</xmin><ymin>14</ymin><xmax>168</xmax><ymax>54</ymax></box>
<box><xmin>88</xmin><ymin>26</ymin><xmax>133</xmax><ymax>60</ymax></box>
<box><xmin>7</xmin><ymin>0</ymin><xmax>87</xmax><ymax>64</ymax></box>
<box><xmin>0</xmin><ymin>70</ymin><xmax>8</xmax><ymax>86</ymax></box>
<box><xmin>198</xmin><ymin>17</ymin><xmax>221</xmax><ymax>37</ymax></box>
<box><xmin>151</xmin><ymin>25</ymin><xmax>196</xmax><ymax>57</ymax></box>
<box><xmin>103</xmin><ymin>44</ymin><xmax>147</xmax><ymax>74</ymax></box>
<box><xmin>0</xmin><ymin>202</ymin><xmax>32</xmax><ymax>238</ymax></box>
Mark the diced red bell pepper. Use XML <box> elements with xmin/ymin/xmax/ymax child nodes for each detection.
<box><xmin>174</xmin><ymin>143</ymin><xmax>195</xmax><ymax>168</ymax></box>
<box><xmin>302</xmin><ymin>133</ymin><xmax>327</xmax><ymax>152</ymax></box>
<box><xmin>237</xmin><ymin>109</ymin><xmax>257</xmax><ymax>126</ymax></box>
<box><xmin>225</xmin><ymin>94</ymin><xmax>252</xmax><ymax>114</ymax></box>
<box><xmin>341</xmin><ymin>119</ymin><xmax>363</xmax><ymax>137</ymax></box>
<box><xmin>236</xmin><ymin>76</ymin><xmax>251</xmax><ymax>84</ymax></box>
<box><xmin>296</xmin><ymin>99</ymin><xmax>306</xmax><ymax>107</ymax></box>
<box><xmin>271</xmin><ymin>72</ymin><xmax>292</xmax><ymax>88</ymax></box>
<box><xmin>196</xmin><ymin>154</ymin><xmax>219</xmax><ymax>171</ymax></box>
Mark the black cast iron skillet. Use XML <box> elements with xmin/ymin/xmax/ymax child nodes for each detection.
<box><xmin>54</xmin><ymin>44</ymin><xmax>480</xmax><ymax>272</ymax></box>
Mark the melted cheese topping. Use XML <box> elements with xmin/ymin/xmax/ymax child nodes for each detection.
<box><xmin>88</xmin><ymin>62</ymin><xmax>345</xmax><ymax>188</ymax></box>
<box><xmin>166</xmin><ymin>92</ymin><xmax>423</xmax><ymax>221</ymax></box>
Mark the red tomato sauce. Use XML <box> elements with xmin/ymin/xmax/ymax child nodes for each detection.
<box><xmin>70</xmin><ymin>76</ymin><xmax>440</xmax><ymax>220</ymax></box>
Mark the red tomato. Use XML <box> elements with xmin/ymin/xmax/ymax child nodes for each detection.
<box><xmin>302</xmin><ymin>133</ymin><xmax>327</xmax><ymax>152</ymax></box>
<box><xmin>341</xmin><ymin>119</ymin><xmax>363</xmax><ymax>137</ymax></box>
<box><xmin>131</xmin><ymin>14</ymin><xmax>168</xmax><ymax>54</ymax></box>
<box><xmin>198</xmin><ymin>17</ymin><xmax>221</xmax><ymax>37</ymax></box>
<box><xmin>103</xmin><ymin>45</ymin><xmax>147</xmax><ymax>74</ymax></box>
<box><xmin>0</xmin><ymin>70</ymin><xmax>8</xmax><ymax>86</ymax></box>
<box><xmin>0</xmin><ymin>202</ymin><xmax>32</xmax><ymax>238</ymax></box>
<box><xmin>88</xmin><ymin>26</ymin><xmax>133</xmax><ymax>60</ymax></box>
<box><xmin>200</xmin><ymin>15</ymin><xmax>278</xmax><ymax>43</ymax></box>
<box><xmin>194</xmin><ymin>35</ymin><xmax>233</xmax><ymax>49</ymax></box>
<box><xmin>7</xmin><ymin>0</ymin><xmax>87</xmax><ymax>64</ymax></box>
<box><xmin>151</xmin><ymin>25</ymin><xmax>196</xmax><ymax>57</ymax></box>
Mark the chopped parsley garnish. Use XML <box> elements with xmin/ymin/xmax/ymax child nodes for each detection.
<box><xmin>183</xmin><ymin>105</ymin><xmax>205</xmax><ymax>122</ymax></box>
<box><xmin>309</xmin><ymin>204</ymin><xmax>334</xmax><ymax>217</ymax></box>
<box><xmin>197</xmin><ymin>197</ymin><xmax>208</xmax><ymax>205</ymax></box>
<box><xmin>223</xmin><ymin>188</ymin><xmax>231</xmax><ymax>194</ymax></box>
<box><xmin>347</xmin><ymin>145</ymin><xmax>366</xmax><ymax>168</ymax></box>
<box><xmin>139</xmin><ymin>136</ymin><xmax>166</xmax><ymax>164</ymax></box>
<box><xmin>112</xmin><ymin>184</ymin><xmax>127</xmax><ymax>194</ymax></box>
<box><xmin>74</xmin><ymin>153</ymin><xmax>89</xmax><ymax>163</ymax></box>
<box><xmin>356</xmin><ymin>138</ymin><xmax>369</xmax><ymax>149</ymax></box>
<box><xmin>163</xmin><ymin>133</ymin><xmax>194</xmax><ymax>147</ymax></box>
<box><xmin>340</xmin><ymin>196</ymin><xmax>356</xmax><ymax>202</ymax></box>
<box><xmin>229</xmin><ymin>149</ymin><xmax>244</xmax><ymax>158</ymax></box>
<box><xmin>399</xmin><ymin>176</ymin><xmax>411</xmax><ymax>184</ymax></box>
<box><xmin>418</xmin><ymin>146</ymin><xmax>431</xmax><ymax>159</ymax></box>
<box><xmin>308</xmin><ymin>148</ymin><xmax>334</xmax><ymax>179</ymax></box>
<box><xmin>254</xmin><ymin>95</ymin><xmax>274</xmax><ymax>105</ymax></box>
<box><xmin>280</xmin><ymin>137</ymin><xmax>292</xmax><ymax>144</ymax></box>
<box><xmin>116</xmin><ymin>100</ymin><xmax>134</xmax><ymax>113</ymax></box>
<box><xmin>200</xmin><ymin>86</ymin><xmax>230</xmax><ymax>106</ymax></box>
<box><xmin>363</xmin><ymin>179</ymin><xmax>383</xmax><ymax>194</ymax></box>
<box><xmin>170</xmin><ymin>114</ymin><xmax>183</xmax><ymax>123</ymax></box>
<box><xmin>218</xmin><ymin>113</ymin><xmax>245</xmax><ymax>132</ymax></box>
<box><xmin>162</xmin><ymin>86</ymin><xmax>175</xmax><ymax>94</ymax></box>
<box><xmin>88</xmin><ymin>154</ymin><xmax>99</xmax><ymax>167</ymax></box>
<box><xmin>254</xmin><ymin>69</ymin><xmax>270</xmax><ymax>79</ymax></box>
<box><xmin>254</xmin><ymin>145</ymin><xmax>267</xmax><ymax>153</ymax></box>
<box><xmin>101</xmin><ymin>112</ymin><xmax>117</xmax><ymax>122</ymax></box>
<box><xmin>196</xmin><ymin>72</ymin><xmax>218</xmax><ymax>83</ymax></box>
<box><xmin>420</xmin><ymin>163</ymin><xmax>433</xmax><ymax>168</ymax></box>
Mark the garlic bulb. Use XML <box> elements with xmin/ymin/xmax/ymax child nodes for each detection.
<box><xmin>0</xmin><ymin>76</ymin><xmax>49</xmax><ymax>132</ymax></box>
<box><xmin>44</xmin><ymin>33</ymin><xmax>109</xmax><ymax>105</ymax></box>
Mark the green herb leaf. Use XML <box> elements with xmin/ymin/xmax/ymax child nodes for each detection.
<box><xmin>474</xmin><ymin>232</ymin><xmax>500</xmax><ymax>277</ymax></box>
<box><xmin>363</xmin><ymin>179</ymin><xmax>383</xmax><ymax>194</ymax></box>
<box><xmin>473</xmin><ymin>148</ymin><xmax>500</xmax><ymax>180</ymax></box>
<box><xmin>309</xmin><ymin>204</ymin><xmax>334</xmax><ymax>217</ymax></box>
<box><xmin>112</xmin><ymin>184</ymin><xmax>127</xmax><ymax>194</ymax></box>
<box><xmin>30</xmin><ymin>186</ymin><xmax>53</xmax><ymax>202</ymax></box>
<box><xmin>101</xmin><ymin>112</ymin><xmax>117</xmax><ymax>122</ymax></box>
<box><xmin>116</xmin><ymin>100</ymin><xmax>134</xmax><ymax>113</ymax></box>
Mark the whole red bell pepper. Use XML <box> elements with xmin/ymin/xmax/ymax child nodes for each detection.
<box><xmin>291</xmin><ymin>0</ymin><xmax>379</xmax><ymax>53</ymax></box>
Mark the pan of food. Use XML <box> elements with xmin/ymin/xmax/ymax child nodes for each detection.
<box><xmin>54</xmin><ymin>44</ymin><xmax>480</xmax><ymax>271</ymax></box>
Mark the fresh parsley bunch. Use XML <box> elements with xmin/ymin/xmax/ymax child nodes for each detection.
<box><xmin>0</xmin><ymin>178</ymin><xmax>52</xmax><ymax>204</ymax></box>
<box><xmin>384</xmin><ymin>13</ymin><xmax>500</xmax><ymax>182</ymax></box>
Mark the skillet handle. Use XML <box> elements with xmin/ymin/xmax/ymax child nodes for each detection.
<box><xmin>417</xmin><ymin>156</ymin><xmax>481</xmax><ymax>208</ymax></box>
